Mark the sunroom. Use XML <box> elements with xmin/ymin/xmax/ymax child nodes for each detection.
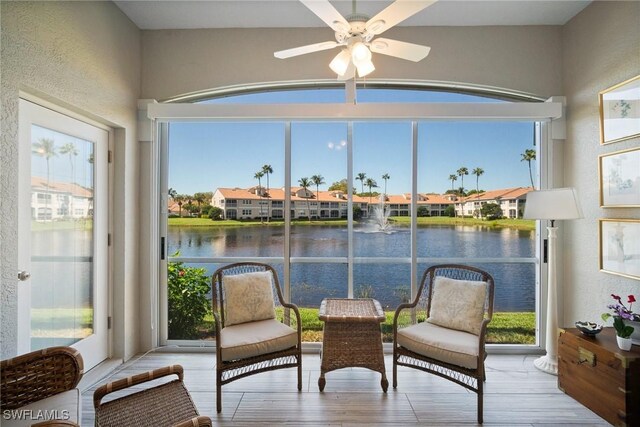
<box><xmin>1</xmin><ymin>1</ymin><xmax>639</xmax><ymax>425</ymax></box>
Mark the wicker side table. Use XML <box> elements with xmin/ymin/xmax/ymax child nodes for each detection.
<box><xmin>318</xmin><ymin>298</ymin><xmax>388</xmax><ymax>392</ymax></box>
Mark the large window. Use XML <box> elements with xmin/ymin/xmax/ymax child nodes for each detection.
<box><xmin>161</xmin><ymin>87</ymin><xmax>548</xmax><ymax>346</ymax></box>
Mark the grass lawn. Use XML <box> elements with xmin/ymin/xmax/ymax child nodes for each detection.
<box><xmin>196</xmin><ymin>308</ymin><xmax>535</xmax><ymax>344</ymax></box>
<box><xmin>169</xmin><ymin>216</ymin><xmax>535</xmax><ymax>231</ymax></box>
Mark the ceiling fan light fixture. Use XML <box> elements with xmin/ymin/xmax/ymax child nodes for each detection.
<box><xmin>356</xmin><ymin>59</ymin><xmax>375</xmax><ymax>77</ymax></box>
<box><xmin>329</xmin><ymin>49</ymin><xmax>351</xmax><ymax>76</ymax></box>
<box><xmin>351</xmin><ymin>42</ymin><xmax>371</xmax><ymax>65</ymax></box>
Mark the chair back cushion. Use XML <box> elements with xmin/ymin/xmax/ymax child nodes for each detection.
<box><xmin>427</xmin><ymin>276</ymin><xmax>487</xmax><ymax>335</ymax></box>
<box><xmin>223</xmin><ymin>271</ymin><xmax>276</xmax><ymax>326</ymax></box>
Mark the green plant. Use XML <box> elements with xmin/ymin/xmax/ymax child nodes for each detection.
<box><xmin>602</xmin><ymin>293</ymin><xmax>637</xmax><ymax>338</ymax></box>
<box><xmin>601</xmin><ymin>313</ymin><xmax>634</xmax><ymax>338</ymax></box>
<box><xmin>480</xmin><ymin>202</ymin><xmax>503</xmax><ymax>220</ymax></box>
<box><xmin>208</xmin><ymin>206</ymin><xmax>223</xmax><ymax>220</ymax></box>
<box><xmin>167</xmin><ymin>255</ymin><xmax>211</xmax><ymax>339</ymax></box>
<box><xmin>355</xmin><ymin>284</ymin><xmax>375</xmax><ymax>299</ymax></box>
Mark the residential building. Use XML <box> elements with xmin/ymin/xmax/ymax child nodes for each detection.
<box><xmin>31</xmin><ymin>177</ymin><xmax>93</xmax><ymax>221</ymax></box>
<box><xmin>455</xmin><ymin>187</ymin><xmax>532</xmax><ymax>218</ymax></box>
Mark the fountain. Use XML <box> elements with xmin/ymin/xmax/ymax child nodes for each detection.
<box><xmin>368</xmin><ymin>194</ymin><xmax>393</xmax><ymax>233</ymax></box>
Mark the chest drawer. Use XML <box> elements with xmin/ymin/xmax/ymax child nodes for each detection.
<box><xmin>558</xmin><ymin>328</ymin><xmax>640</xmax><ymax>427</ymax></box>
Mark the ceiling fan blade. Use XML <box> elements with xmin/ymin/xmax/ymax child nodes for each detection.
<box><xmin>369</xmin><ymin>38</ymin><xmax>431</xmax><ymax>62</ymax></box>
<box><xmin>300</xmin><ymin>0</ymin><xmax>350</xmax><ymax>34</ymax></box>
<box><xmin>365</xmin><ymin>0</ymin><xmax>437</xmax><ymax>36</ymax></box>
<box><xmin>274</xmin><ymin>41</ymin><xmax>339</xmax><ymax>59</ymax></box>
<box><xmin>337</xmin><ymin>61</ymin><xmax>355</xmax><ymax>81</ymax></box>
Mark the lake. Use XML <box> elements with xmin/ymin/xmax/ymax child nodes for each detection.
<box><xmin>169</xmin><ymin>224</ymin><xmax>536</xmax><ymax>312</ymax></box>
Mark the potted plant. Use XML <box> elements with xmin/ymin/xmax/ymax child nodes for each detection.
<box><xmin>602</xmin><ymin>294</ymin><xmax>638</xmax><ymax>351</ymax></box>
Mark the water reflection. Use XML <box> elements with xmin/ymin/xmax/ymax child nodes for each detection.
<box><xmin>168</xmin><ymin>224</ymin><xmax>535</xmax><ymax>311</ymax></box>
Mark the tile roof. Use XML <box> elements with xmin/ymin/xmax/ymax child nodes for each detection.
<box><xmin>462</xmin><ymin>187</ymin><xmax>533</xmax><ymax>202</ymax></box>
<box><xmin>31</xmin><ymin>176</ymin><xmax>93</xmax><ymax>198</ymax></box>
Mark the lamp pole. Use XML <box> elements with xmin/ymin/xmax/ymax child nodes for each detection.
<box><xmin>534</xmin><ymin>224</ymin><xmax>558</xmax><ymax>375</ymax></box>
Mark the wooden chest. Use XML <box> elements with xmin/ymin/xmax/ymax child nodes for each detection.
<box><xmin>558</xmin><ymin>328</ymin><xmax>640</xmax><ymax>426</ymax></box>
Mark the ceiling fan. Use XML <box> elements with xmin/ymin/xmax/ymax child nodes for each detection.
<box><xmin>274</xmin><ymin>0</ymin><xmax>436</xmax><ymax>80</ymax></box>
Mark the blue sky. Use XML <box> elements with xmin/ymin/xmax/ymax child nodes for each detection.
<box><xmin>168</xmin><ymin>89</ymin><xmax>537</xmax><ymax>195</ymax></box>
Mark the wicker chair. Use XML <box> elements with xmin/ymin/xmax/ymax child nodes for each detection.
<box><xmin>211</xmin><ymin>262</ymin><xmax>302</xmax><ymax>413</ymax></box>
<box><xmin>1</xmin><ymin>346</ymin><xmax>84</xmax><ymax>427</ymax></box>
<box><xmin>392</xmin><ymin>264</ymin><xmax>495</xmax><ymax>424</ymax></box>
<box><xmin>93</xmin><ymin>364</ymin><xmax>211</xmax><ymax>427</ymax></box>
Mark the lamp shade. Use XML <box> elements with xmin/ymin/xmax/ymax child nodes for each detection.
<box><xmin>356</xmin><ymin>59</ymin><xmax>375</xmax><ymax>77</ymax></box>
<box><xmin>329</xmin><ymin>49</ymin><xmax>351</xmax><ymax>76</ymax></box>
<box><xmin>523</xmin><ymin>187</ymin><xmax>583</xmax><ymax>221</ymax></box>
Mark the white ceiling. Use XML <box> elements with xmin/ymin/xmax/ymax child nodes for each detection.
<box><xmin>114</xmin><ymin>0</ymin><xmax>592</xmax><ymax>30</ymax></box>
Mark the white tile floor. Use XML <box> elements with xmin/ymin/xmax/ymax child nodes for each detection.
<box><xmin>81</xmin><ymin>352</ymin><xmax>610</xmax><ymax>426</ymax></box>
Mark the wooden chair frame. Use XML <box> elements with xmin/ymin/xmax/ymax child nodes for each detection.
<box><xmin>392</xmin><ymin>264</ymin><xmax>495</xmax><ymax>424</ymax></box>
<box><xmin>211</xmin><ymin>262</ymin><xmax>302</xmax><ymax>413</ymax></box>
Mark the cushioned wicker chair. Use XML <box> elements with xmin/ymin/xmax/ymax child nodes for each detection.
<box><xmin>211</xmin><ymin>262</ymin><xmax>302</xmax><ymax>413</ymax></box>
<box><xmin>93</xmin><ymin>364</ymin><xmax>211</xmax><ymax>427</ymax></box>
<box><xmin>392</xmin><ymin>264</ymin><xmax>495</xmax><ymax>424</ymax></box>
<box><xmin>1</xmin><ymin>346</ymin><xmax>84</xmax><ymax>427</ymax></box>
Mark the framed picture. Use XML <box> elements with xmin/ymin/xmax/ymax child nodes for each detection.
<box><xmin>599</xmin><ymin>219</ymin><xmax>640</xmax><ymax>281</ymax></box>
<box><xmin>599</xmin><ymin>75</ymin><xmax>640</xmax><ymax>145</ymax></box>
<box><xmin>599</xmin><ymin>147</ymin><xmax>640</xmax><ymax>207</ymax></box>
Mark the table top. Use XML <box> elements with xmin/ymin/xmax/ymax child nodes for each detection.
<box><xmin>319</xmin><ymin>298</ymin><xmax>385</xmax><ymax>323</ymax></box>
<box><xmin>562</xmin><ymin>327</ymin><xmax>640</xmax><ymax>359</ymax></box>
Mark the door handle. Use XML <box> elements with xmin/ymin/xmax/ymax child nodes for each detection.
<box><xmin>17</xmin><ymin>270</ymin><xmax>31</xmax><ymax>281</ymax></box>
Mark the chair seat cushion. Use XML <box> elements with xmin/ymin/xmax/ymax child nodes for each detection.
<box><xmin>2</xmin><ymin>388</ymin><xmax>80</xmax><ymax>427</ymax></box>
<box><xmin>220</xmin><ymin>319</ymin><xmax>298</xmax><ymax>362</ymax></box>
<box><xmin>397</xmin><ymin>322</ymin><xmax>480</xmax><ymax>370</ymax></box>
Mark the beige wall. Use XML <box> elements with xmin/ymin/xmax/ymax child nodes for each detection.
<box><xmin>561</xmin><ymin>1</ymin><xmax>640</xmax><ymax>326</ymax></box>
<box><xmin>0</xmin><ymin>2</ymin><xmax>141</xmax><ymax>360</ymax></box>
<box><xmin>2</xmin><ymin>0</ymin><xmax>636</xmax><ymax>361</ymax></box>
<box><xmin>141</xmin><ymin>25</ymin><xmax>563</xmax><ymax>100</ymax></box>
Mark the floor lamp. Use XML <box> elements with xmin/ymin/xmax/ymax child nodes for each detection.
<box><xmin>524</xmin><ymin>187</ymin><xmax>583</xmax><ymax>375</ymax></box>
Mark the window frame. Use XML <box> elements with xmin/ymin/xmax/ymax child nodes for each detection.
<box><xmin>154</xmin><ymin>98</ymin><xmax>558</xmax><ymax>351</ymax></box>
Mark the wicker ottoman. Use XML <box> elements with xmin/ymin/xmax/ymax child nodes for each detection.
<box><xmin>318</xmin><ymin>298</ymin><xmax>388</xmax><ymax>392</ymax></box>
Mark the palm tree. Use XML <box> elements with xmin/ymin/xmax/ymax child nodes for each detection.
<box><xmin>472</xmin><ymin>167</ymin><xmax>484</xmax><ymax>197</ymax></box>
<box><xmin>168</xmin><ymin>188</ymin><xmax>177</xmax><ymax>199</ymax></box>
<box><xmin>59</xmin><ymin>142</ymin><xmax>78</xmax><ymax>180</ymax></box>
<box><xmin>448</xmin><ymin>174</ymin><xmax>457</xmax><ymax>192</ymax></box>
<box><xmin>262</xmin><ymin>164</ymin><xmax>273</xmax><ymax>222</ymax></box>
<box><xmin>365</xmin><ymin>177</ymin><xmax>378</xmax><ymax>205</ymax></box>
<box><xmin>32</xmin><ymin>137</ymin><xmax>58</xmax><ymax>189</ymax></box>
<box><xmin>174</xmin><ymin>194</ymin><xmax>185</xmax><ymax>217</ymax></box>
<box><xmin>356</xmin><ymin>172</ymin><xmax>367</xmax><ymax>195</ymax></box>
<box><xmin>457</xmin><ymin>167</ymin><xmax>469</xmax><ymax>195</ymax></box>
<box><xmin>472</xmin><ymin>167</ymin><xmax>485</xmax><ymax>218</ymax></box>
<box><xmin>311</xmin><ymin>174</ymin><xmax>325</xmax><ymax>220</ymax></box>
<box><xmin>298</xmin><ymin>177</ymin><xmax>312</xmax><ymax>222</ymax></box>
<box><xmin>521</xmin><ymin>149</ymin><xmax>537</xmax><ymax>188</ymax></box>
<box><xmin>254</xmin><ymin>171</ymin><xmax>265</xmax><ymax>222</ymax></box>
<box><xmin>193</xmin><ymin>192</ymin><xmax>207</xmax><ymax>215</ymax></box>
<box><xmin>59</xmin><ymin>142</ymin><xmax>78</xmax><ymax>217</ymax></box>
<box><xmin>382</xmin><ymin>173</ymin><xmax>390</xmax><ymax>196</ymax></box>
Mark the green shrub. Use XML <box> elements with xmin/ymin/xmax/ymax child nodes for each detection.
<box><xmin>167</xmin><ymin>257</ymin><xmax>210</xmax><ymax>339</ymax></box>
<box><xmin>208</xmin><ymin>207</ymin><xmax>224</xmax><ymax>220</ymax></box>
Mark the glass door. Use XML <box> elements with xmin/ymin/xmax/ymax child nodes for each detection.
<box><xmin>18</xmin><ymin>99</ymin><xmax>109</xmax><ymax>369</ymax></box>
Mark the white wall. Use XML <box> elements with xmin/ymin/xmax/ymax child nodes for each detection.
<box><xmin>561</xmin><ymin>1</ymin><xmax>640</xmax><ymax>326</ymax></box>
<box><xmin>0</xmin><ymin>2</ymin><xmax>141</xmax><ymax>360</ymax></box>
<box><xmin>141</xmin><ymin>25</ymin><xmax>563</xmax><ymax>100</ymax></box>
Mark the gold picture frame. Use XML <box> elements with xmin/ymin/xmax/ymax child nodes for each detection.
<box><xmin>599</xmin><ymin>219</ymin><xmax>640</xmax><ymax>281</ymax></box>
<box><xmin>598</xmin><ymin>146</ymin><xmax>640</xmax><ymax>207</ymax></box>
<box><xmin>599</xmin><ymin>75</ymin><xmax>640</xmax><ymax>145</ymax></box>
